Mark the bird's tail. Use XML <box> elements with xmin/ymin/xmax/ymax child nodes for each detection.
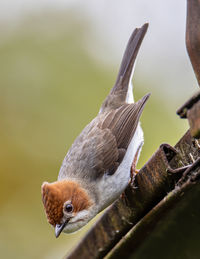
<box><xmin>100</xmin><ymin>23</ymin><xmax>148</xmax><ymax>113</ymax></box>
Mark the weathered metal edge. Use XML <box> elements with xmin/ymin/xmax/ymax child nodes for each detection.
<box><xmin>105</xmin><ymin>158</ymin><xmax>200</xmax><ymax>259</ymax></box>
<box><xmin>176</xmin><ymin>91</ymin><xmax>200</xmax><ymax>119</ymax></box>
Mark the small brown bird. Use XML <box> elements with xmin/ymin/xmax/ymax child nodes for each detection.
<box><xmin>42</xmin><ymin>23</ymin><xmax>150</xmax><ymax>238</ymax></box>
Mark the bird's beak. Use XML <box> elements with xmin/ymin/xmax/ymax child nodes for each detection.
<box><xmin>55</xmin><ymin>219</ymin><xmax>70</xmax><ymax>238</ymax></box>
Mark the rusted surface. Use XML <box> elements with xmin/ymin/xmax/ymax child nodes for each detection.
<box><xmin>127</xmin><ymin>144</ymin><xmax>176</xmax><ymax>209</ymax></box>
<box><xmin>186</xmin><ymin>0</ymin><xmax>200</xmax><ymax>86</ymax></box>
<box><xmin>105</xmin><ymin>159</ymin><xmax>200</xmax><ymax>259</ymax></box>
<box><xmin>184</xmin><ymin>0</ymin><xmax>200</xmax><ymax>137</ymax></box>
<box><xmin>66</xmin><ymin>131</ymin><xmax>199</xmax><ymax>259</ymax></box>
<box><xmin>170</xmin><ymin>130</ymin><xmax>200</xmax><ymax>170</ymax></box>
<box><xmin>177</xmin><ymin>157</ymin><xmax>200</xmax><ymax>186</ymax></box>
<box><xmin>105</xmin><ymin>134</ymin><xmax>200</xmax><ymax>259</ymax></box>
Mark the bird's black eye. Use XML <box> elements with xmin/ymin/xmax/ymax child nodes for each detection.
<box><xmin>65</xmin><ymin>203</ymin><xmax>73</xmax><ymax>213</ymax></box>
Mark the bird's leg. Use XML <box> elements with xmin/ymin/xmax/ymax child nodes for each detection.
<box><xmin>130</xmin><ymin>143</ymin><xmax>142</xmax><ymax>185</ymax></box>
<box><xmin>121</xmin><ymin>144</ymin><xmax>143</xmax><ymax>202</ymax></box>
<box><xmin>120</xmin><ymin>191</ymin><xmax>130</xmax><ymax>206</ymax></box>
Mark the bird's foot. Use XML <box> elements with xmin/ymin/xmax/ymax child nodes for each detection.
<box><xmin>130</xmin><ymin>145</ymin><xmax>141</xmax><ymax>185</ymax></box>
<box><xmin>120</xmin><ymin>191</ymin><xmax>129</xmax><ymax>206</ymax></box>
<box><xmin>130</xmin><ymin>166</ymin><xmax>139</xmax><ymax>185</ymax></box>
<box><xmin>129</xmin><ymin>165</ymin><xmax>139</xmax><ymax>190</ymax></box>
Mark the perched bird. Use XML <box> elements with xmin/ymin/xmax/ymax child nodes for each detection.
<box><xmin>42</xmin><ymin>23</ymin><xmax>150</xmax><ymax>238</ymax></box>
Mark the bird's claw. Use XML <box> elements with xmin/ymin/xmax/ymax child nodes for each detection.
<box><xmin>120</xmin><ymin>191</ymin><xmax>129</xmax><ymax>206</ymax></box>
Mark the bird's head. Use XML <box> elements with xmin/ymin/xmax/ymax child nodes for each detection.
<box><xmin>41</xmin><ymin>180</ymin><xmax>95</xmax><ymax>237</ymax></box>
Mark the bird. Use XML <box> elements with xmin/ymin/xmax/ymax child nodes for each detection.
<box><xmin>42</xmin><ymin>23</ymin><xmax>150</xmax><ymax>238</ymax></box>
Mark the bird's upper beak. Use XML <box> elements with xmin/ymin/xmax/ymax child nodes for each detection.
<box><xmin>55</xmin><ymin>219</ymin><xmax>70</xmax><ymax>238</ymax></box>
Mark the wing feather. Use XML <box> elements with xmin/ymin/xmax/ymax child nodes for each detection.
<box><xmin>98</xmin><ymin>93</ymin><xmax>150</xmax><ymax>175</ymax></box>
<box><xmin>59</xmin><ymin>94</ymin><xmax>149</xmax><ymax>180</ymax></box>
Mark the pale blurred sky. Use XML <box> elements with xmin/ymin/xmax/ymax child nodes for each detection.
<box><xmin>0</xmin><ymin>0</ymin><xmax>198</xmax><ymax>102</ymax></box>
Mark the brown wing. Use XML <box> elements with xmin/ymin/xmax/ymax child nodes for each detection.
<box><xmin>59</xmin><ymin>123</ymin><xmax>119</xmax><ymax>181</ymax></box>
<box><xmin>59</xmin><ymin>94</ymin><xmax>150</xmax><ymax>181</ymax></box>
<box><xmin>99</xmin><ymin>93</ymin><xmax>150</xmax><ymax>175</ymax></box>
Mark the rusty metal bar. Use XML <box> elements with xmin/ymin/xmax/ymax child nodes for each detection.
<box><xmin>105</xmin><ymin>159</ymin><xmax>200</xmax><ymax>259</ymax></box>
<box><xmin>176</xmin><ymin>0</ymin><xmax>200</xmax><ymax>138</ymax></box>
<box><xmin>186</xmin><ymin>0</ymin><xmax>200</xmax><ymax>86</ymax></box>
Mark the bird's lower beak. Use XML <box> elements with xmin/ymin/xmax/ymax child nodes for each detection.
<box><xmin>55</xmin><ymin>219</ymin><xmax>70</xmax><ymax>238</ymax></box>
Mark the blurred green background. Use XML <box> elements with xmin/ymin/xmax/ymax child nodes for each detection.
<box><xmin>0</xmin><ymin>2</ymin><xmax>197</xmax><ymax>258</ymax></box>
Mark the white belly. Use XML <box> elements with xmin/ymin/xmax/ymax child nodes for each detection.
<box><xmin>97</xmin><ymin>122</ymin><xmax>144</xmax><ymax>211</ymax></box>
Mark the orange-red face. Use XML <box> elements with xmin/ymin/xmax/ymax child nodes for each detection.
<box><xmin>41</xmin><ymin>180</ymin><xmax>92</xmax><ymax>227</ymax></box>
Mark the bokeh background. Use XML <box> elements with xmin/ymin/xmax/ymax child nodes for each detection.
<box><xmin>0</xmin><ymin>1</ymin><xmax>198</xmax><ymax>258</ymax></box>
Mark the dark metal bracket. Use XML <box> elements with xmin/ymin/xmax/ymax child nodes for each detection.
<box><xmin>176</xmin><ymin>0</ymin><xmax>200</xmax><ymax>139</ymax></box>
<box><xmin>177</xmin><ymin>92</ymin><xmax>200</xmax><ymax>138</ymax></box>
